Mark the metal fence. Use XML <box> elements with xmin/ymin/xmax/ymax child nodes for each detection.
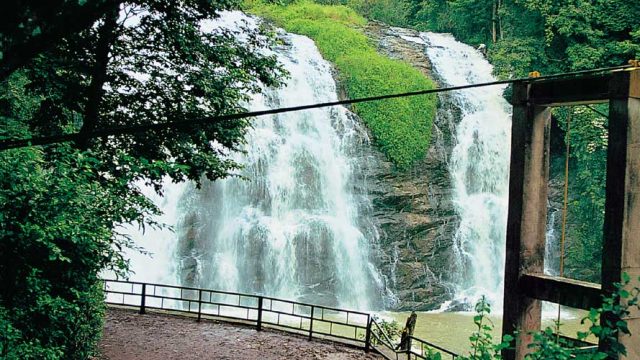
<box><xmin>103</xmin><ymin>279</ymin><xmax>372</xmax><ymax>350</ymax></box>
<box><xmin>102</xmin><ymin>279</ymin><xmax>464</xmax><ymax>359</ymax></box>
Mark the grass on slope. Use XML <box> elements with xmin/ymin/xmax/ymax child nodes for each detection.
<box><xmin>245</xmin><ymin>0</ymin><xmax>437</xmax><ymax>170</ymax></box>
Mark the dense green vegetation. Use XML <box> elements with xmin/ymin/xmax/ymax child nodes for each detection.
<box><xmin>246</xmin><ymin>0</ymin><xmax>437</xmax><ymax>169</ymax></box>
<box><xmin>0</xmin><ymin>1</ymin><xmax>283</xmax><ymax>358</ymax></box>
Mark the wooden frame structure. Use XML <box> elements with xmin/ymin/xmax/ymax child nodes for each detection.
<box><xmin>502</xmin><ymin>68</ymin><xmax>640</xmax><ymax>359</ymax></box>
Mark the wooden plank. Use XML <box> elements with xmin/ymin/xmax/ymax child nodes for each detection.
<box><xmin>519</xmin><ymin>274</ymin><xmax>601</xmax><ymax>310</ymax></box>
<box><xmin>609</xmin><ymin>69</ymin><xmax>640</xmax><ymax>99</ymax></box>
<box><xmin>528</xmin><ymin>74</ymin><xmax>610</xmax><ymax>106</ymax></box>
<box><xmin>502</xmin><ymin>78</ymin><xmax>551</xmax><ymax>360</ymax></box>
<box><xmin>600</xmin><ymin>70</ymin><xmax>640</xmax><ymax>359</ymax></box>
<box><xmin>502</xmin><ymin>99</ymin><xmax>527</xmax><ymax>360</ymax></box>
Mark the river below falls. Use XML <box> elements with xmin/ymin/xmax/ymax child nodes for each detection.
<box><xmin>383</xmin><ymin>308</ymin><xmax>594</xmax><ymax>355</ymax></box>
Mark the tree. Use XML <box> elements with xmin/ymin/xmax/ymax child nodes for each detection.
<box><xmin>1</xmin><ymin>1</ymin><xmax>285</xmax><ymax>358</ymax></box>
<box><xmin>0</xmin><ymin>0</ymin><xmax>122</xmax><ymax>80</ymax></box>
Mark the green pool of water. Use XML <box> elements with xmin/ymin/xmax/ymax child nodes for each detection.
<box><xmin>382</xmin><ymin>306</ymin><xmax>594</xmax><ymax>356</ymax></box>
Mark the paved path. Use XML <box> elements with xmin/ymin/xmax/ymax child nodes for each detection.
<box><xmin>98</xmin><ymin>308</ymin><xmax>382</xmax><ymax>360</ymax></box>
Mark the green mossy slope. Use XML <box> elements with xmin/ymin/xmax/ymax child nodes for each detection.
<box><xmin>245</xmin><ymin>0</ymin><xmax>437</xmax><ymax>169</ymax></box>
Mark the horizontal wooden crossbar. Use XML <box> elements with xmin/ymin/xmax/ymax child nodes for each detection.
<box><xmin>526</xmin><ymin>75</ymin><xmax>611</xmax><ymax>106</ymax></box>
<box><xmin>518</xmin><ymin>274</ymin><xmax>602</xmax><ymax>310</ymax></box>
<box><xmin>512</xmin><ymin>70</ymin><xmax>639</xmax><ymax>106</ymax></box>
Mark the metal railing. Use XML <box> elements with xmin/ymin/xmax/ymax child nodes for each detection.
<box><xmin>103</xmin><ymin>279</ymin><xmax>372</xmax><ymax>350</ymax></box>
<box><xmin>405</xmin><ymin>335</ymin><xmax>458</xmax><ymax>359</ymax></box>
<box><xmin>369</xmin><ymin>319</ymin><xmax>458</xmax><ymax>360</ymax></box>
<box><xmin>102</xmin><ymin>279</ymin><xmax>464</xmax><ymax>359</ymax></box>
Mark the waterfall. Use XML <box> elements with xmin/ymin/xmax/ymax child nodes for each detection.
<box><xmin>419</xmin><ymin>33</ymin><xmax>512</xmax><ymax>308</ymax></box>
<box><xmin>544</xmin><ymin>209</ymin><xmax>560</xmax><ymax>276</ymax></box>
<box><xmin>119</xmin><ymin>182</ymin><xmax>186</xmax><ymax>285</ymax></box>
<box><xmin>125</xmin><ymin>12</ymin><xmax>384</xmax><ymax>311</ymax></box>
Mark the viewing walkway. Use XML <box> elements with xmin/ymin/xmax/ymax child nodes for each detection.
<box><xmin>102</xmin><ymin>279</ymin><xmax>459</xmax><ymax>359</ymax></box>
<box><xmin>98</xmin><ymin>308</ymin><xmax>380</xmax><ymax>360</ymax></box>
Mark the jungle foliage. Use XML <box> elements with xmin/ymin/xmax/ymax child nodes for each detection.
<box><xmin>245</xmin><ymin>0</ymin><xmax>438</xmax><ymax>170</ymax></box>
<box><xmin>0</xmin><ymin>1</ymin><xmax>284</xmax><ymax>358</ymax></box>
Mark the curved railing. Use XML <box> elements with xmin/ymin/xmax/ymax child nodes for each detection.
<box><xmin>102</xmin><ymin>279</ymin><xmax>459</xmax><ymax>359</ymax></box>
<box><xmin>103</xmin><ymin>279</ymin><xmax>372</xmax><ymax>348</ymax></box>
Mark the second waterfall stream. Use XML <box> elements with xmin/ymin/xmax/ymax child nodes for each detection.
<box><xmin>421</xmin><ymin>33</ymin><xmax>512</xmax><ymax>309</ymax></box>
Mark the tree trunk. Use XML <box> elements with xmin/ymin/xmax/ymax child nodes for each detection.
<box><xmin>77</xmin><ymin>6</ymin><xmax>119</xmax><ymax>149</ymax></box>
<box><xmin>492</xmin><ymin>0</ymin><xmax>498</xmax><ymax>44</ymax></box>
<box><xmin>396</xmin><ymin>311</ymin><xmax>417</xmax><ymax>352</ymax></box>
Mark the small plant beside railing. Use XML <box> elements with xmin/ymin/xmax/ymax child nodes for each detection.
<box><xmin>370</xmin><ymin>316</ymin><xmax>402</xmax><ymax>343</ymax></box>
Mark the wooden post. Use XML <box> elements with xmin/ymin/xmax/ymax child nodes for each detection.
<box><xmin>600</xmin><ymin>69</ymin><xmax>640</xmax><ymax>359</ymax></box>
<box><xmin>501</xmin><ymin>81</ymin><xmax>551</xmax><ymax>360</ymax></box>
<box><xmin>397</xmin><ymin>311</ymin><xmax>417</xmax><ymax>353</ymax></box>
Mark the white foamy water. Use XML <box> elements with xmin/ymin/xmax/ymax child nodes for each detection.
<box><xmin>123</xmin><ymin>12</ymin><xmax>385</xmax><ymax>311</ymax></box>
<box><xmin>122</xmin><ymin>182</ymin><xmax>186</xmax><ymax>285</ymax></box>
<box><xmin>420</xmin><ymin>33</ymin><xmax>512</xmax><ymax>309</ymax></box>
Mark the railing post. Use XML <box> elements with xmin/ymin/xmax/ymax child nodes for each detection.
<box><xmin>308</xmin><ymin>305</ymin><xmax>315</xmax><ymax>341</ymax></box>
<box><xmin>139</xmin><ymin>283</ymin><xmax>146</xmax><ymax>315</ymax></box>
<box><xmin>256</xmin><ymin>296</ymin><xmax>263</xmax><ymax>331</ymax></box>
<box><xmin>365</xmin><ymin>314</ymin><xmax>372</xmax><ymax>353</ymax></box>
<box><xmin>197</xmin><ymin>289</ymin><xmax>202</xmax><ymax>322</ymax></box>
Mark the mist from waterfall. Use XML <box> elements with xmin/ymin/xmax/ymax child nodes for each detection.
<box><xmin>124</xmin><ymin>12</ymin><xmax>385</xmax><ymax>311</ymax></box>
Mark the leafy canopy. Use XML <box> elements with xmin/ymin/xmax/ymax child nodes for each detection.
<box><xmin>1</xmin><ymin>1</ymin><xmax>285</xmax><ymax>358</ymax></box>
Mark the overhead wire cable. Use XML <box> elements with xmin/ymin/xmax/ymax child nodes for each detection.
<box><xmin>585</xmin><ymin>105</ymin><xmax>608</xmax><ymax>118</ymax></box>
<box><xmin>0</xmin><ymin>64</ymin><xmax>634</xmax><ymax>151</ymax></box>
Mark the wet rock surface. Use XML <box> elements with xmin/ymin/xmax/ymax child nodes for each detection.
<box><xmin>97</xmin><ymin>308</ymin><xmax>381</xmax><ymax>360</ymax></box>
<box><xmin>348</xmin><ymin>22</ymin><xmax>460</xmax><ymax>311</ymax></box>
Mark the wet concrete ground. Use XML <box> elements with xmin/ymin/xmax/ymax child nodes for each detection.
<box><xmin>98</xmin><ymin>308</ymin><xmax>381</xmax><ymax>360</ymax></box>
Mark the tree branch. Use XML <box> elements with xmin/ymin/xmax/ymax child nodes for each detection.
<box><xmin>0</xmin><ymin>0</ymin><xmax>122</xmax><ymax>81</ymax></box>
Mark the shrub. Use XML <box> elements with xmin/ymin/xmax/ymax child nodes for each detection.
<box><xmin>452</xmin><ymin>275</ymin><xmax>640</xmax><ymax>360</ymax></box>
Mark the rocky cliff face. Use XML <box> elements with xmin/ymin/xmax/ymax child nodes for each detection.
<box><xmin>348</xmin><ymin>23</ymin><xmax>462</xmax><ymax>310</ymax></box>
<box><xmin>173</xmin><ymin>21</ymin><xmax>465</xmax><ymax>311</ymax></box>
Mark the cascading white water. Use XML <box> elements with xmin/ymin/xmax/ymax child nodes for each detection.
<box><xmin>125</xmin><ymin>12</ymin><xmax>384</xmax><ymax>310</ymax></box>
<box><xmin>544</xmin><ymin>209</ymin><xmax>560</xmax><ymax>276</ymax></box>
<box><xmin>122</xmin><ymin>182</ymin><xmax>186</xmax><ymax>285</ymax></box>
<box><xmin>419</xmin><ymin>33</ymin><xmax>512</xmax><ymax>308</ymax></box>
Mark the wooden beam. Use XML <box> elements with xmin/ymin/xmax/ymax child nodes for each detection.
<box><xmin>601</xmin><ymin>69</ymin><xmax>640</xmax><ymax>359</ymax></box>
<box><xmin>519</xmin><ymin>274</ymin><xmax>601</xmax><ymax>310</ymax></box>
<box><xmin>502</xmin><ymin>79</ymin><xmax>551</xmax><ymax>360</ymax></box>
<box><xmin>527</xmin><ymin>74</ymin><xmax>611</xmax><ymax>106</ymax></box>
